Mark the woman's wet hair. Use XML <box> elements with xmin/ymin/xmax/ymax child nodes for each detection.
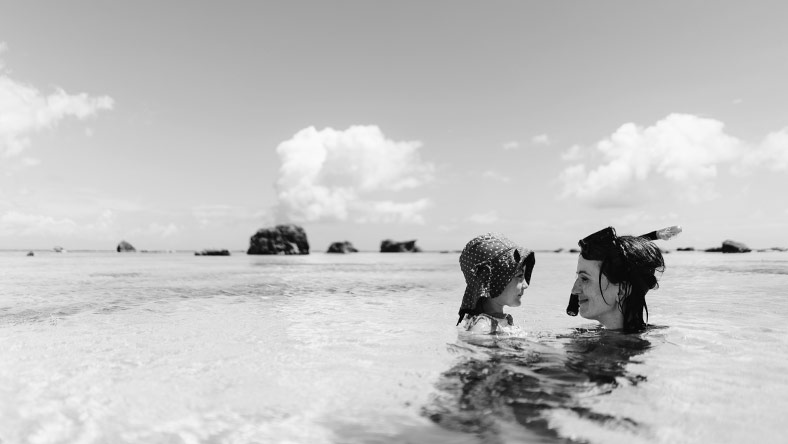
<box><xmin>580</xmin><ymin>229</ymin><xmax>665</xmax><ymax>332</ymax></box>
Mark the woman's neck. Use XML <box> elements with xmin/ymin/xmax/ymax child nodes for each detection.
<box><xmin>597</xmin><ymin>310</ymin><xmax>624</xmax><ymax>330</ymax></box>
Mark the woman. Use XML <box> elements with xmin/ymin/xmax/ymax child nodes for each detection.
<box><xmin>566</xmin><ymin>226</ymin><xmax>678</xmax><ymax>332</ymax></box>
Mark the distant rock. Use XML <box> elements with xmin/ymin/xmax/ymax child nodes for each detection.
<box><xmin>756</xmin><ymin>247</ymin><xmax>788</xmax><ymax>252</ymax></box>
<box><xmin>195</xmin><ymin>249</ymin><xmax>231</xmax><ymax>256</ymax></box>
<box><xmin>706</xmin><ymin>240</ymin><xmax>751</xmax><ymax>253</ymax></box>
<box><xmin>554</xmin><ymin>248</ymin><xmax>564</xmax><ymax>253</ymax></box>
<box><xmin>26</xmin><ymin>251</ymin><xmax>34</xmax><ymax>257</ymax></box>
<box><xmin>569</xmin><ymin>248</ymin><xmax>580</xmax><ymax>254</ymax></box>
<box><xmin>327</xmin><ymin>241</ymin><xmax>358</xmax><ymax>254</ymax></box>
<box><xmin>117</xmin><ymin>240</ymin><xmax>136</xmax><ymax>252</ymax></box>
<box><xmin>380</xmin><ymin>239</ymin><xmax>421</xmax><ymax>253</ymax></box>
<box><xmin>248</xmin><ymin>224</ymin><xmax>310</xmax><ymax>255</ymax></box>
<box><xmin>722</xmin><ymin>240</ymin><xmax>751</xmax><ymax>253</ymax></box>
<box><xmin>677</xmin><ymin>247</ymin><xmax>695</xmax><ymax>251</ymax></box>
<box><xmin>53</xmin><ymin>246</ymin><xmax>65</xmax><ymax>253</ymax></box>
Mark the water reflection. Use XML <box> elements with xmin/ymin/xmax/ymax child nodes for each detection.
<box><xmin>424</xmin><ymin>327</ymin><xmax>659</xmax><ymax>443</ymax></box>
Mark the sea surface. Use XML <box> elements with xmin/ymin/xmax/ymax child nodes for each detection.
<box><xmin>1</xmin><ymin>250</ymin><xmax>786</xmax><ymax>444</ymax></box>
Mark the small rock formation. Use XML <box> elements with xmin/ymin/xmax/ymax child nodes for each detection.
<box><xmin>380</xmin><ymin>239</ymin><xmax>421</xmax><ymax>253</ymax></box>
<box><xmin>26</xmin><ymin>251</ymin><xmax>35</xmax><ymax>257</ymax></box>
<box><xmin>722</xmin><ymin>240</ymin><xmax>751</xmax><ymax>253</ymax></box>
<box><xmin>53</xmin><ymin>246</ymin><xmax>65</xmax><ymax>253</ymax></box>
<box><xmin>554</xmin><ymin>248</ymin><xmax>564</xmax><ymax>253</ymax></box>
<box><xmin>677</xmin><ymin>247</ymin><xmax>695</xmax><ymax>251</ymax></box>
<box><xmin>568</xmin><ymin>248</ymin><xmax>580</xmax><ymax>254</ymax></box>
<box><xmin>248</xmin><ymin>224</ymin><xmax>310</xmax><ymax>255</ymax></box>
<box><xmin>117</xmin><ymin>240</ymin><xmax>136</xmax><ymax>252</ymax></box>
<box><xmin>327</xmin><ymin>241</ymin><xmax>358</xmax><ymax>253</ymax></box>
<box><xmin>705</xmin><ymin>240</ymin><xmax>751</xmax><ymax>253</ymax></box>
<box><xmin>195</xmin><ymin>249</ymin><xmax>231</xmax><ymax>256</ymax></box>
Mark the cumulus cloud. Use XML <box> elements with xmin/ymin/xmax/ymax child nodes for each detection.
<box><xmin>532</xmin><ymin>134</ymin><xmax>551</xmax><ymax>145</ymax></box>
<box><xmin>559</xmin><ymin>113</ymin><xmax>788</xmax><ymax>206</ymax></box>
<box><xmin>275</xmin><ymin>125</ymin><xmax>434</xmax><ymax>224</ymax></box>
<box><xmin>502</xmin><ymin>141</ymin><xmax>520</xmax><ymax>150</ymax></box>
<box><xmin>746</xmin><ymin>128</ymin><xmax>788</xmax><ymax>171</ymax></box>
<box><xmin>0</xmin><ymin>45</ymin><xmax>114</xmax><ymax>158</ymax></box>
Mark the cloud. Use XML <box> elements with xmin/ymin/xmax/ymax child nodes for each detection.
<box><xmin>0</xmin><ymin>210</ymin><xmax>79</xmax><ymax>237</ymax></box>
<box><xmin>531</xmin><ymin>134</ymin><xmax>551</xmax><ymax>145</ymax></box>
<box><xmin>502</xmin><ymin>141</ymin><xmax>520</xmax><ymax>150</ymax></box>
<box><xmin>746</xmin><ymin>128</ymin><xmax>788</xmax><ymax>171</ymax></box>
<box><xmin>559</xmin><ymin>113</ymin><xmax>788</xmax><ymax>206</ymax></box>
<box><xmin>275</xmin><ymin>125</ymin><xmax>434</xmax><ymax>224</ymax></box>
<box><xmin>0</xmin><ymin>47</ymin><xmax>114</xmax><ymax>158</ymax></box>
<box><xmin>192</xmin><ymin>204</ymin><xmax>272</xmax><ymax>228</ymax></box>
<box><xmin>0</xmin><ymin>205</ymin><xmax>181</xmax><ymax>245</ymax></box>
<box><xmin>467</xmin><ymin>211</ymin><xmax>499</xmax><ymax>225</ymax></box>
<box><xmin>131</xmin><ymin>222</ymin><xmax>179</xmax><ymax>238</ymax></box>
<box><xmin>0</xmin><ymin>208</ymin><xmax>118</xmax><ymax>239</ymax></box>
<box><xmin>561</xmin><ymin>144</ymin><xmax>584</xmax><ymax>161</ymax></box>
<box><xmin>482</xmin><ymin>170</ymin><xmax>512</xmax><ymax>183</ymax></box>
<box><xmin>354</xmin><ymin>199</ymin><xmax>431</xmax><ymax>224</ymax></box>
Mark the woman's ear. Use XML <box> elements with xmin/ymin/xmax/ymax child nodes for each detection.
<box><xmin>616</xmin><ymin>282</ymin><xmax>631</xmax><ymax>301</ymax></box>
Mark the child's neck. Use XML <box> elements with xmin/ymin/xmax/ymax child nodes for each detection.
<box><xmin>482</xmin><ymin>298</ymin><xmax>507</xmax><ymax>318</ymax></box>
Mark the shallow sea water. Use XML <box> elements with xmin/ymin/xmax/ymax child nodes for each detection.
<box><xmin>0</xmin><ymin>251</ymin><xmax>786</xmax><ymax>443</ymax></box>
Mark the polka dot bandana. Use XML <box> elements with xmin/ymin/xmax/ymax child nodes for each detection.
<box><xmin>457</xmin><ymin>233</ymin><xmax>535</xmax><ymax>325</ymax></box>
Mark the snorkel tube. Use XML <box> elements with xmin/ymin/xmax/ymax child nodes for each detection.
<box><xmin>566</xmin><ymin>225</ymin><xmax>682</xmax><ymax>316</ymax></box>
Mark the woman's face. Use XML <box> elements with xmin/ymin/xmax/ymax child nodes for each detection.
<box><xmin>495</xmin><ymin>266</ymin><xmax>527</xmax><ymax>307</ymax></box>
<box><xmin>572</xmin><ymin>256</ymin><xmax>622</xmax><ymax>326</ymax></box>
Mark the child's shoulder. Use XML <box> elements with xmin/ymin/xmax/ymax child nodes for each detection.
<box><xmin>459</xmin><ymin>313</ymin><xmax>516</xmax><ymax>335</ymax></box>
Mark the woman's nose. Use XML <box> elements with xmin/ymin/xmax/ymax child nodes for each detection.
<box><xmin>571</xmin><ymin>279</ymin><xmax>581</xmax><ymax>294</ymax></box>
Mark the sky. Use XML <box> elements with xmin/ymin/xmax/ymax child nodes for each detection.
<box><xmin>1</xmin><ymin>0</ymin><xmax>787</xmax><ymax>252</ymax></box>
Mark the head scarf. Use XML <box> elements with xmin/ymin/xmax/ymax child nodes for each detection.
<box><xmin>458</xmin><ymin>233</ymin><xmax>535</xmax><ymax>325</ymax></box>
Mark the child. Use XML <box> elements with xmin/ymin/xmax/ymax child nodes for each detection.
<box><xmin>457</xmin><ymin>233</ymin><xmax>535</xmax><ymax>334</ymax></box>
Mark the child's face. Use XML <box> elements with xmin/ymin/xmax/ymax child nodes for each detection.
<box><xmin>494</xmin><ymin>267</ymin><xmax>528</xmax><ymax>307</ymax></box>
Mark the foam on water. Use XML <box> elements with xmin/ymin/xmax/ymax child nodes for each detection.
<box><xmin>1</xmin><ymin>251</ymin><xmax>787</xmax><ymax>443</ymax></box>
